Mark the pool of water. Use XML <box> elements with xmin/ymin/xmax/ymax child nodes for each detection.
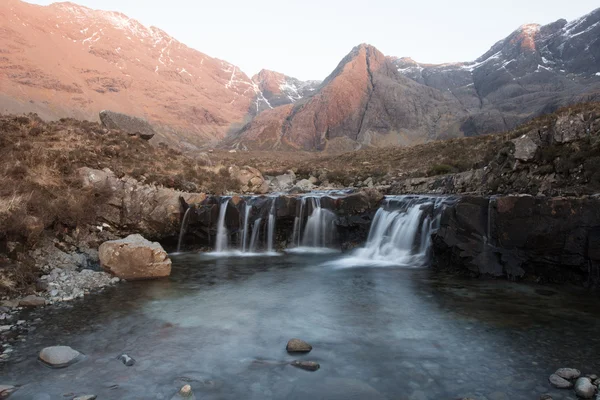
<box><xmin>2</xmin><ymin>252</ymin><xmax>600</xmax><ymax>399</ymax></box>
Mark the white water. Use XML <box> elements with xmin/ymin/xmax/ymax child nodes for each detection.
<box><xmin>241</xmin><ymin>202</ymin><xmax>252</xmax><ymax>252</ymax></box>
<box><xmin>249</xmin><ymin>217</ymin><xmax>262</xmax><ymax>253</ymax></box>
<box><xmin>215</xmin><ymin>198</ymin><xmax>230</xmax><ymax>252</ymax></box>
<box><xmin>292</xmin><ymin>197</ymin><xmax>306</xmax><ymax>246</ymax></box>
<box><xmin>331</xmin><ymin>196</ymin><xmax>451</xmax><ymax>268</ymax></box>
<box><xmin>176</xmin><ymin>207</ymin><xmax>192</xmax><ymax>253</ymax></box>
<box><xmin>301</xmin><ymin>197</ymin><xmax>337</xmax><ymax>248</ymax></box>
<box><xmin>266</xmin><ymin>198</ymin><xmax>276</xmax><ymax>252</ymax></box>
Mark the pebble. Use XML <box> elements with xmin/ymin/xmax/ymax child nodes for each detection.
<box><xmin>38</xmin><ymin>346</ymin><xmax>82</xmax><ymax>368</ymax></box>
<box><xmin>574</xmin><ymin>377</ymin><xmax>596</xmax><ymax>399</ymax></box>
<box><xmin>117</xmin><ymin>353</ymin><xmax>135</xmax><ymax>366</ymax></box>
<box><xmin>73</xmin><ymin>396</ymin><xmax>97</xmax><ymax>400</ymax></box>
<box><xmin>179</xmin><ymin>385</ymin><xmax>193</xmax><ymax>397</ymax></box>
<box><xmin>286</xmin><ymin>338</ymin><xmax>313</xmax><ymax>353</ymax></box>
<box><xmin>290</xmin><ymin>360</ymin><xmax>320</xmax><ymax>371</ymax></box>
<box><xmin>549</xmin><ymin>374</ymin><xmax>573</xmax><ymax>389</ymax></box>
<box><xmin>555</xmin><ymin>368</ymin><xmax>581</xmax><ymax>380</ymax></box>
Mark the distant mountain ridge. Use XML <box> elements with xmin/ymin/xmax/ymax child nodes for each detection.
<box><xmin>227</xmin><ymin>8</ymin><xmax>600</xmax><ymax>151</ymax></box>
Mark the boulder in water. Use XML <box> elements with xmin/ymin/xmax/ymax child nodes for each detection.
<box><xmin>290</xmin><ymin>360</ymin><xmax>320</xmax><ymax>371</ymax></box>
<box><xmin>555</xmin><ymin>368</ymin><xmax>581</xmax><ymax>380</ymax></box>
<box><xmin>548</xmin><ymin>373</ymin><xmax>573</xmax><ymax>389</ymax></box>
<box><xmin>574</xmin><ymin>377</ymin><xmax>596</xmax><ymax>398</ymax></box>
<box><xmin>39</xmin><ymin>346</ymin><xmax>82</xmax><ymax>368</ymax></box>
<box><xmin>99</xmin><ymin>110</ymin><xmax>156</xmax><ymax>140</ymax></box>
<box><xmin>286</xmin><ymin>338</ymin><xmax>313</xmax><ymax>353</ymax></box>
<box><xmin>117</xmin><ymin>353</ymin><xmax>136</xmax><ymax>366</ymax></box>
<box><xmin>99</xmin><ymin>235</ymin><xmax>171</xmax><ymax>280</ymax></box>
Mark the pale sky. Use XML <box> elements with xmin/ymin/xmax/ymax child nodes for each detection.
<box><xmin>27</xmin><ymin>0</ymin><xmax>599</xmax><ymax>80</ymax></box>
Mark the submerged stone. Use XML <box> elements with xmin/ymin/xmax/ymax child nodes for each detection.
<box><xmin>548</xmin><ymin>374</ymin><xmax>572</xmax><ymax>389</ymax></box>
<box><xmin>555</xmin><ymin>367</ymin><xmax>581</xmax><ymax>380</ymax></box>
<box><xmin>290</xmin><ymin>360</ymin><xmax>320</xmax><ymax>371</ymax></box>
<box><xmin>286</xmin><ymin>338</ymin><xmax>313</xmax><ymax>353</ymax></box>
<box><xmin>117</xmin><ymin>353</ymin><xmax>136</xmax><ymax>366</ymax></box>
<box><xmin>39</xmin><ymin>346</ymin><xmax>81</xmax><ymax>368</ymax></box>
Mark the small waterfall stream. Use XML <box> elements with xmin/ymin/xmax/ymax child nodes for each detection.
<box><xmin>176</xmin><ymin>207</ymin><xmax>192</xmax><ymax>253</ymax></box>
<box><xmin>300</xmin><ymin>197</ymin><xmax>336</xmax><ymax>248</ymax></box>
<box><xmin>214</xmin><ymin>198</ymin><xmax>230</xmax><ymax>252</ymax></box>
<box><xmin>249</xmin><ymin>217</ymin><xmax>262</xmax><ymax>253</ymax></box>
<box><xmin>266</xmin><ymin>198</ymin><xmax>276</xmax><ymax>253</ymax></box>
<box><xmin>241</xmin><ymin>202</ymin><xmax>252</xmax><ymax>252</ymax></box>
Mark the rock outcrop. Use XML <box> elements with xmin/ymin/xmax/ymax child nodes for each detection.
<box><xmin>99</xmin><ymin>234</ymin><xmax>171</xmax><ymax>280</ymax></box>
<box><xmin>99</xmin><ymin>110</ymin><xmax>156</xmax><ymax>140</ymax></box>
<box><xmin>227</xmin><ymin>166</ymin><xmax>269</xmax><ymax>194</ymax></box>
<box><xmin>432</xmin><ymin>196</ymin><xmax>600</xmax><ymax>287</ymax></box>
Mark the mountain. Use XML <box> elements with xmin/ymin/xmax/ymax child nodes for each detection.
<box><xmin>0</xmin><ymin>0</ymin><xmax>264</xmax><ymax>148</ymax></box>
<box><xmin>227</xmin><ymin>9</ymin><xmax>600</xmax><ymax>151</ymax></box>
<box><xmin>250</xmin><ymin>69</ymin><xmax>321</xmax><ymax>114</ymax></box>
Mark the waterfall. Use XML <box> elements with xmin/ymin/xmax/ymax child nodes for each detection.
<box><xmin>301</xmin><ymin>197</ymin><xmax>337</xmax><ymax>248</ymax></box>
<box><xmin>241</xmin><ymin>202</ymin><xmax>252</xmax><ymax>252</ymax></box>
<box><xmin>215</xmin><ymin>198</ymin><xmax>230</xmax><ymax>252</ymax></box>
<box><xmin>249</xmin><ymin>218</ymin><xmax>262</xmax><ymax>253</ymax></box>
<box><xmin>266</xmin><ymin>198</ymin><xmax>277</xmax><ymax>252</ymax></box>
<box><xmin>176</xmin><ymin>207</ymin><xmax>192</xmax><ymax>253</ymax></box>
<box><xmin>292</xmin><ymin>197</ymin><xmax>306</xmax><ymax>246</ymax></box>
<box><xmin>335</xmin><ymin>196</ymin><xmax>453</xmax><ymax>267</ymax></box>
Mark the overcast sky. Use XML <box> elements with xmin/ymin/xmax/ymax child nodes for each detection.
<box><xmin>27</xmin><ymin>0</ymin><xmax>599</xmax><ymax>80</ymax></box>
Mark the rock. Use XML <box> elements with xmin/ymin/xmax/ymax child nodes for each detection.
<box><xmin>271</xmin><ymin>171</ymin><xmax>296</xmax><ymax>191</ymax></box>
<box><xmin>553</xmin><ymin>113</ymin><xmax>586</xmax><ymax>143</ymax></box>
<box><xmin>38</xmin><ymin>346</ymin><xmax>82</xmax><ymax>368</ymax></box>
<box><xmin>290</xmin><ymin>360</ymin><xmax>320</xmax><ymax>371</ymax></box>
<box><xmin>73</xmin><ymin>396</ymin><xmax>97</xmax><ymax>400</ymax></box>
<box><xmin>99</xmin><ymin>234</ymin><xmax>171</xmax><ymax>280</ymax></box>
<box><xmin>539</xmin><ymin>396</ymin><xmax>552</xmax><ymax>400</ymax></box>
<box><xmin>286</xmin><ymin>338</ymin><xmax>313</xmax><ymax>353</ymax></box>
<box><xmin>179</xmin><ymin>385</ymin><xmax>193</xmax><ymax>397</ymax></box>
<box><xmin>117</xmin><ymin>353</ymin><xmax>135</xmax><ymax>366</ymax></box>
<box><xmin>99</xmin><ymin>110</ymin><xmax>156</xmax><ymax>140</ymax></box>
<box><xmin>0</xmin><ymin>385</ymin><xmax>16</xmax><ymax>398</ymax></box>
<box><xmin>308</xmin><ymin>176</ymin><xmax>318</xmax><ymax>184</ymax></box>
<box><xmin>549</xmin><ymin>374</ymin><xmax>573</xmax><ymax>389</ymax></box>
<box><xmin>19</xmin><ymin>295</ymin><xmax>46</xmax><ymax>307</ymax></box>
<box><xmin>228</xmin><ymin>165</ymin><xmax>269</xmax><ymax>194</ymax></box>
<box><xmin>588</xmin><ymin>374</ymin><xmax>598</xmax><ymax>381</ymax></box>
<box><xmin>0</xmin><ymin>326</ymin><xmax>11</xmax><ymax>333</ymax></box>
<box><xmin>575</xmin><ymin>377</ymin><xmax>596</xmax><ymax>398</ymax></box>
<box><xmin>556</xmin><ymin>368</ymin><xmax>582</xmax><ymax>380</ymax></box>
<box><xmin>294</xmin><ymin>179</ymin><xmax>315</xmax><ymax>192</ymax></box>
<box><xmin>512</xmin><ymin>134</ymin><xmax>539</xmax><ymax>161</ymax></box>
<box><xmin>0</xmin><ymin>300</ymin><xmax>18</xmax><ymax>309</ymax></box>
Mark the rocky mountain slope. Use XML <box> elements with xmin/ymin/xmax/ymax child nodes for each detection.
<box><xmin>0</xmin><ymin>0</ymin><xmax>273</xmax><ymax>149</ymax></box>
<box><xmin>227</xmin><ymin>9</ymin><xmax>600</xmax><ymax>151</ymax></box>
<box><xmin>250</xmin><ymin>69</ymin><xmax>321</xmax><ymax>115</ymax></box>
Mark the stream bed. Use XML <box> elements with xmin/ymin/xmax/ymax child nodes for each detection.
<box><xmin>2</xmin><ymin>252</ymin><xmax>600</xmax><ymax>399</ymax></box>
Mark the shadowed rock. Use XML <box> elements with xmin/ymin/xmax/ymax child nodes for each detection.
<box><xmin>100</xmin><ymin>110</ymin><xmax>156</xmax><ymax>140</ymax></box>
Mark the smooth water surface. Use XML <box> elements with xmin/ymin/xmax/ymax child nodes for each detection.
<box><xmin>2</xmin><ymin>253</ymin><xmax>600</xmax><ymax>399</ymax></box>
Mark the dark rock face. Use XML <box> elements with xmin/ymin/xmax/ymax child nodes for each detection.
<box><xmin>432</xmin><ymin>196</ymin><xmax>600</xmax><ymax>287</ymax></box>
<box><xmin>99</xmin><ymin>110</ymin><xmax>156</xmax><ymax>140</ymax></box>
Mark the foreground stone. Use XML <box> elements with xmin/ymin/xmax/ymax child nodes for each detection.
<box><xmin>117</xmin><ymin>353</ymin><xmax>136</xmax><ymax>366</ymax></box>
<box><xmin>19</xmin><ymin>295</ymin><xmax>46</xmax><ymax>307</ymax></box>
<box><xmin>574</xmin><ymin>377</ymin><xmax>596</xmax><ymax>398</ymax></box>
<box><xmin>0</xmin><ymin>385</ymin><xmax>16</xmax><ymax>398</ymax></box>
<box><xmin>99</xmin><ymin>234</ymin><xmax>171</xmax><ymax>280</ymax></box>
<box><xmin>290</xmin><ymin>360</ymin><xmax>320</xmax><ymax>371</ymax></box>
<box><xmin>73</xmin><ymin>396</ymin><xmax>97</xmax><ymax>400</ymax></box>
<box><xmin>555</xmin><ymin>368</ymin><xmax>581</xmax><ymax>380</ymax></box>
<box><xmin>286</xmin><ymin>338</ymin><xmax>313</xmax><ymax>353</ymax></box>
<box><xmin>99</xmin><ymin>110</ymin><xmax>156</xmax><ymax>140</ymax></box>
<box><xmin>549</xmin><ymin>374</ymin><xmax>573</xmax><ymax>389</ymax></box>
<box><xmin>39</xmin><ymin>346</ymin><xmax>82</xmax><ymax>368</ymax></box>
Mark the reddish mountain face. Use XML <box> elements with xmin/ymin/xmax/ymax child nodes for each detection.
<box><xmin>228</xmin><ymin>9</ymin><xmax>600</xmax><ymax>151</ymax></box>
<box><xmin>250</xmin><ymin>69</ymin><xmax>321</xmax><ymax>114</ymax></box>
<box><xmin>0</xmin><ymin>0</ymin><xmax>261</xmax><ymax>148</ymax></box>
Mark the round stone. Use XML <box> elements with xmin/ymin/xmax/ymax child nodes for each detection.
<box><xmin>286</xmin><ymin>338</ymin><xmax>313</xmax><ymax>353</ymax></box>
<box><xmin>555</xmin><ymin>367</ymin><xmax>581</xmax><ymax>380</ymax></box>
<box><xmin>549</xmin><ymin>374</ymin><xmax>573</xmax><ymax>389</ymax></box>
<box><xmin>39</xmin><ymin>346</ymin><xmax>82</xmax><ymax>368</ymax></box>
<box><xmin>574</xmin><ymin>377</ymin><xmax>596</xmax><ymax>399</ymax></box>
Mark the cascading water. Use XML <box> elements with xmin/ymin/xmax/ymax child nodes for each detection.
<box><xmin>266</xmin><ymin>198</ymin><xmax>276</xmax><ymax>252</ymax></box>
<box><xmin>335</xmin><ymin>196</ymin><xmax>454</xmax><ymax>267</ymax></box>
<box><xmin>176</xmin><ymin>207</ymin><xmax>192</xmax><ymax>253</ymax></box>
<box><xmin>249</xmin><ymin>217</ymin><xmax>262</xmax><ymax>253</ymax></box>
<box><xmin>292</xmin><ymin>197</ymin><xmax>306</xmax><ymax>246</ymax></box>
<box><xmin>214</xmin><ymin>198</ymin><xmax>230</xmax><ymax>253</ymax></box>
<box><xmin>301</xmin><ymin>197</ymin><xmax>337</xmax><ymax>248</ymax></box>
<box><xmin>241</xmin><ymin>202</ymin><xmax>252</xmax><ymax>252</ymax></box>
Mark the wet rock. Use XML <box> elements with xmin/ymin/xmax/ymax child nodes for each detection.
<box><xmin>99</xmin><ymin>234</ymin><xmax>171</xmax><ymax>280</ymax></box>
<box><xmin>290</xmin><ymin>360</ymin><xmax>320</xmax><ymax>371</ymax></box>
<box><xmin>575</xmin><ymin>377</ymin><xmax>596</xmax><ymax>398</ymax></box>
<box><xmin>19</xmin><ymin>295</ymin><xmax>46</xmax><ymax>307</ymax></box>
<box><xmin>179</xmin><ymin>385</ymin><xmax>193</xmax><ymax>397</ymax></box>
<box><xmin>286</xmin><ymin>338</ymin><xmax>313</xmax><ymax>353</ymax></box>
<box><xmin>539</xmin><ymin>395</ymin><xmax>552</xmax><ymax>400</ymax></box>
<box><xmin>73</xmin><ymin>396</ymin><xmax>97</xmax><ymax>400</ymax></box>
<box><xmin>556</xmin><ymin>368</ymin><xmax>581</xmax><ymax>380</ymax></box>
<box><xmin>0</xmin><ymin>385</ymin><xmax>16</xmax><ymax>398</ymax></box>
<box><xmin>549</xmin><ymin>373</ymin><xmax>573</xmax><ymax>389</ymax></box>
<box><xmin>99</xmin><ymin>110</ymin><xmax>156</xmax><ymax>140</ymax></box>
<box><xmin>588</xmin><ymin>374</ymin><xmax>598</xmax><ymax>381</ymax></box>
<box><xmin>117</xmin><ymin>353</ymin><xmax>135</xmax><ymax>366</ymax></box>
<box><xmin>39</xmin><ymin>346</ymin><xmax>82</xmax><ymax>368</ymax></box>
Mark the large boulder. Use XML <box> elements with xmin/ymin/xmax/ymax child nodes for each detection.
<box><xmin>270</xmin><ymin>171</ymin><xmax>296</xmax><ymax>191</ymax></box>
<box><xmin>99</xmin><ymin>234</ymin><xmax>171</xmax><ymax>280</ymax></box>
<box><xmin>511</xmin><ymin>133</ymin><xmax>538</xmax><ymax>162</ymax></box>
<box><xmin>99</xmin><ymin>110</ymin><xmax>156</xmax><ymax>140</ymax></box>
<box><xmin>228</xmin><ymin>166</ymin><xmax>269</xmax><ymax>194</ymax></box>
